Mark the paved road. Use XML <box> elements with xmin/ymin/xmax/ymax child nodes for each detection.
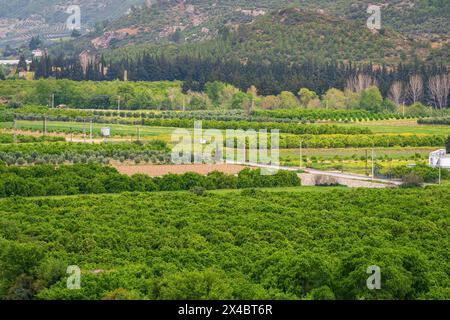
<box><xmin>229</xmin><ymin>161</ymin><xmax>403</xmax><ymax>186</ymax></box>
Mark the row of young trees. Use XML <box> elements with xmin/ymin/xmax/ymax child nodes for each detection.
<box><xmin>0</xmin><ymin>141</ymin><xmax>171</xmax><ymax>166</ymax></box>
<box><xmin>387</xmin><ymin>74</ymin><xmax>450</xmax><ymax>109</ymax></box>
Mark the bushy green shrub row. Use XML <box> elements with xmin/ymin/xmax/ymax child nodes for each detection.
<box><xmin>140</xmin><ymin>119</ymin><xmax>372</xmax><ymax>135</ymax></box>
<box><xmin>0</xmin><ymin>141</ymin><xmax>170</xmax><ymax>165</ymax></box>
<box><xmin>254</xmin><ymin>109</ymin><xmax>411</xmax><ymax>121</ymax></box>
<box><xmin>0</xmin><ymin>133</ymin><xmax>64</xmax><ymax>144</ymax></box>
<box><xmin>279</xmin><ymin>134</ymin><xmax>446</xmax><ymax>148</ymax></box>
<box><xmin>0</xmin><ymin>187</ymin><xmax>448</xmax><ymax>300</ymax></box>
<box><xmin>418</xmin><ymin>118</ymin><xmax>450</xmax><ymax>125</ymax></box>
<box><xmin>383</xmin><ymin>164</ymin><xmax>449</xmax><ymax>183</ymax></box>
<box><xmin>8</xmin><ymin>112</ymin><xmax>372</xmax><ymax>135</ymax></box>
<box><xmin>0</xmin><ymin>164</ymin><xmax>301</xmax><ymax>198</ymax></box>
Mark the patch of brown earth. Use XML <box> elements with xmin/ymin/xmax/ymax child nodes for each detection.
<box><xmin>113</xmin><ymin>164</ymin><xmax>250</xmax><ymax>177</ymax></box>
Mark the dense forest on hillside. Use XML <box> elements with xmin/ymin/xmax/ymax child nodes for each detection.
<box><xmin>53</xmin><ymin>0</ymin><xmax>449</xmax><ymax>54</ymax></box>
<box><xmin>92</xmin><ymin>7</ymin><xmax>421</xmax><ymax>65</ymax></box>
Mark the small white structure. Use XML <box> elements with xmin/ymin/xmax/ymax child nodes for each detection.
<box><xmin>100</xmin><ymin>127</ymin><xmax>110</xmax><ymax>137</ymax></box>
<box><xmin>0</xmin><ymin>60</ymin><xmax>32</xmax><ymax>65</ymax></box>
<box><xmin>32</xmin><ymin>49</ymin><xmax>43</xmax><ymax>58</ymax></box>
<box><xmin>429</xmin><ymin>149</ymin><xmax>450</xmax><ymax>169</ymax></box>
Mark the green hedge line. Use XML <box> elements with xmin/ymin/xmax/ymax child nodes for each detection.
<box><xmin>0</xmin><ymin>141</ymin><xmax>171</xmax><ymax>165</ymax></box>
<box><xmin>280</xmin><ymin>134</ymin><xmax>447</xmax><ymax>148</ymax></box>
<box><xmin>254</xmin><ymin>109</ymin><xmax>409</xmax><ymax>121</ymax></box>
<box><xmin>0</xmin><ymin>133</ymin><xmax>65</xmax><ymax>144</ymax></box>
<box><xmin>0</xmin><ymin>164</ymin><xmax>300</xmax><ymax>197</ymax></box>
<box><xmin>7</xmin><ymin>112</ymin><xmax>372</xmax><ymax>135</ymax></box>
<box><xmin>418</xmin><ymin>118</ymin><xmax>450</xmax><ymax>125</ymax></box>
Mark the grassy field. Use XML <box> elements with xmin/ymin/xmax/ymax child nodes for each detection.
<box><xmin>2</xmin><ymin>119</ymin><xmax>448</xmax><ymax>140</ymax></box>
<box><xmin>279</xmin><ymin>147</ymin><xmax>434</xmax><ymax>160</ymax></box>
<box><xmin>279</xmin><ymin>147</ymin><xmax>433</xmax><ymax>174</ymax></box>
<box><xmin>0</xmin><ymin>119</ymin><xmax>444</xmax><ymax>175</ymax></box>
<box><xmin>0</xmin><ymin>120</ymin><xmax>178</xmax><ymax>142</ymax></box>
<box><xmin>326</xmin><ymin>120</ymin><xmax>450</xmax><ymax>135</ymax></box>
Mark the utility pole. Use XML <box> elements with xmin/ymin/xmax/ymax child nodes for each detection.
<box><xmin>51</xmin><ymin>94</ymin><xmax>55</xmax><ymax>108</ymax></box>
<box><xmin>365</xmin><ymin>149</ymin><xmax>369</xmax><ymax>176</ymax></box>
<box><xmin>438</xmin><ymin>160</ymin><xmax>441</xmax><ymax>185</ymax></box>
<box><xmin>371</xmin><ymin>146</ymin><xmax>375</xmax><ymax>181</ymax></box>
<box><xmin>13</xmin><ymin>118</ymin><xmax>17</xmax><ymax>144</ymax></box>
<box><xmin>117</xmin><ymin>96</ymin><xmax>121</xmax><ymax>112</ymax></box>
<box><xmin>43</xmin><ymin>116</ymin><xmax>47</xmax><ymax>136</ymax></box>
<box><xmin>439</xmin><ymin>166</ymin><xmax>441</xmax><ymax>185</ymax></box>
<box><xmin>182</xmin><ymin>97</ymin><xmax>186</xmax><ymax>112</ymax></box>
<box><xmin>89</xmin><ymin>120</ymin><xmax>93</xmax><ymax>143</ymax></box>
<box><xmin>299</xmin><ymin>141</ymin><xmax>303</xmax><ymax>169</ymax></box>
<box><xmin>83</xmin><ymin>119</ymin><xmax>86</xmax><ymax>143</ymax></box>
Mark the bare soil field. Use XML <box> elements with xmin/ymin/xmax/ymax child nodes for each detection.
<box><xmin>113</xmin><ymin>163</ymin><xmax>250</xmax><ymax>177</ymax></box>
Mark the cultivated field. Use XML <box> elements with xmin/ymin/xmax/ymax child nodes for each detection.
<box><xmin>114</xmin><ymin>163</ymin><xmax>250</xmax><ymax>177</ymax></box>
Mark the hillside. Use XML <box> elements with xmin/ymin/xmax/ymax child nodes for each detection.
<box><xmin>84</xmin><ymin>0</ymin><xmax>450</xmax><ymax>47</ymax></box>
<box><xmin>206</xmin><ymin>7</ymin><xmax>418</xmax><ymax>64</ymax></box>
<box><xmin>2</xmin><ymin>0</ymin><xmax>449</xmax><ymax>64</ymax></box>
<box><xmin>0</xmin><ymin>0</ymin><xmax>143</xmax><ymax>46</ymax></box>
<box><xmin>100</xmin><ymin>7</ymin><xmax>423</xmax><ymax>65</ymax></box>
<box><xmin>302</xmin><ymin>0</ymin><xmax>450</xmax><ymax>41</ymax></box>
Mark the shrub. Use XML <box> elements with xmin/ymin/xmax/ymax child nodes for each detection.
<box><xmin>400</xmin><ymin>173</ymin><xmax>424</xmax><ymax>188</ymax></box>
<box><xmin>190</xmin><ymin>186</ymin><xmax>206</xmax><ymax>196</ymax></box>
<box><xmin>314</xmin><ymin>175</ymin><xmax>342</xmax><ymax>187</ymax></box>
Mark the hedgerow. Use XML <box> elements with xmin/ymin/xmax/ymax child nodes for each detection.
<box><xmin>0</xmin><ymin>141</ymin><xmax>170</xmax><ymax>166</ymax></box>
<box><xmin>7</xmin><ymin>112</ymin><xmax>372</xmax><ymax>135</ymax></box>
<box><xmin>0</xmin><ymin>165</ymin><xmax>301</xmax><ymax>197</ymax></box>
<box><xmin>279</xmin><ymin>134</ymin><xmax>446</xmax><ymax>148</ymax></box>
<box><xmin>418</xmin><ymin>118</ymin><xmax>450</xmax><ymax>125</ymax></box>
<box><xmin>0</xmin><ymin>133</ymin><xmax>65</xmax><ymax>144</ymax></box>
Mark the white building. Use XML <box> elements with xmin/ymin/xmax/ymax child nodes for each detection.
<box><xmin>0</xmin><ymin>59</ymin><xmax>32</xmax><ymax>65</ymax></box>
<box><xmin>32</xmin><ymin>49</ymin><xmax>43</xmax><ymax>58</ymax></box>
<box><xmin>0</xmin><ymin>60</ymin><xmax>20</xmax><ymax>65</ymax></box>
<box><xmin>429</xmin><ymin>149</ymin><xmax>450</xmax><ymax>169</ymax></box>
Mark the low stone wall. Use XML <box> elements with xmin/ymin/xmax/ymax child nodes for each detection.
<box><xmin>299</xmin><ymin>173</ymin><xmax>395</xmax><ymax>188</ymax></box>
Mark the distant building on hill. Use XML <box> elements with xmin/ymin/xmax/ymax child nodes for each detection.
<box><xmin>0</xmin><ymin>59</ymin><xmax>31</xmax><ymax>66</ymax></box>
<box><xmin>429</xmin><ymin>149</ymin><xmax>450</xmax><ymax>169</ymax></box>
<box><xmin>32</xmin><ymin>49</ymin><xmax>44</xmax><ymax>58</ymax></box>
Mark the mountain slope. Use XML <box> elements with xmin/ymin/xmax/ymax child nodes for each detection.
<box><xmin>2</xmin><ymin>0</ymin><xmax>449</xmax><ymax>50</ymax></box>
<box><xmin>79</xmin><ymin>0</ymin><xmax>450</xmax><ymax>50</ymax></box>
<box><xmin>101</xmin><ymin>7</ymin><xmax>423</xmax><ymax>65</ymax></box>
<box><xmin>0</xmin><ymin>0</ymin><xmax>143</xmax><ymax>46</ymax></box>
